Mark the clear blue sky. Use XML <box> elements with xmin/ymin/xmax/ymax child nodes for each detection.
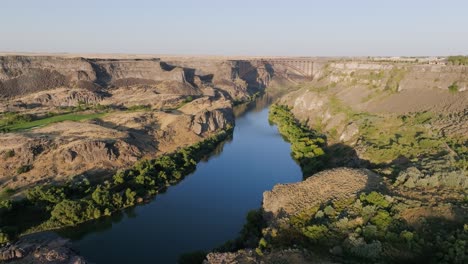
<box><xmin>1</xmin><ymin>0</ymin><xmax>467</xmax><ymax>56</ymax></box>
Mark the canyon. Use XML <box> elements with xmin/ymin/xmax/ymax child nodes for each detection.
<box><xmin>0</xmin><ymin>55</ymin><xmax>467</xmax><ymax>263</ymax></box>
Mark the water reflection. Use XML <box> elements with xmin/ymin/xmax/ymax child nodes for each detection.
<box><xmin>58</xmin><ymin>94</ymin><xmax>302</xmax><ymax>264</ymax></box>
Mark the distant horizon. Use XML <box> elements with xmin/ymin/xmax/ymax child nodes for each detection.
<box><xmin>0</xmin><ymin>51</ymin><xmax>463</xmax><ymax>58</ymax></box>
<box><xmin>2</xmin><ymin>0</ymin><xmax>467</xmax><ymax>56</ymax></box>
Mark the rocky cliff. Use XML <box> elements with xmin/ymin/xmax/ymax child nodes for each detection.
<box><xmin>0</xmin><ymin>56</ymin><xmax>268</xmax><ymax>101</ymax></box>
<box><xmin>205</xmin><ymin>59</ymin><xmax>467</xmax><ymax>263</ymax></box>
<box><xmin>0</xmin><ymin>55</ymin><xmax>262</xmax><ymax>193</ymax></box>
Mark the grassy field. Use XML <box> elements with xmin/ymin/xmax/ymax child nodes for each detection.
<box><xmin>1</xmin><ymin>112</ymin><xmax>106</xmax><ymax>132</ymax></box>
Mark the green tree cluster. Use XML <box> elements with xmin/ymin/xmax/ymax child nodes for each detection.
<box><xmin>448</xmin><ymin>56</ymin><xmax>468</xmax><ymax>65</ymax></box>
<box><xmin>259</xmin><ymin>191</ymin><xmax>466</xmax><ymax>263</ymax></box>
<box><xmin>0</xmin><ymin>129</ymin><xmax>232</xmax><ymax>242</ymax></box>
<box><xmin>269</xmin><ymin>104</ymin><xmax>328</xmax><ymax>176</ymax></box>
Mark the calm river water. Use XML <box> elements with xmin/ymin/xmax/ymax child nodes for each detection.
<box><xmin>58</xmin><ymin>98</ymin><xmax>302</xmax><ymax>263</ymax></box>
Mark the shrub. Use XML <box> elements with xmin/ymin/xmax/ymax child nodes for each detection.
<box><xmin>238</xmin><ymin>210</ymin><xmax>265</xmax><ymax>248</ymax></box>
<box><xmin>3</xmin><ymin>149</ymin><xmax>14</xmax><ymax>159</ymax></box>
<box><xmin>1</xmin><ymin>188</ymin><xmax>15</xmax><ymax>199</ymax></box>
<box><xmin>345</xmin><ymin>236</ymin><xmax>382</xmax><ymax>260</ymax></box>
<box><xmin>302</xmin><ymin>225</ymin><xmax>328</xmax><ymax>242</ymax></box>
<box><xmin>112</xmin><ymin>193</ymin><xmax>123</xmax><ymax>208</ymax></box>
<box><xmin>324</xmin><ymin>205</ymin><xmax>336</xmax><ymax>217</ymax></box>
<box><xmin>361</xmin><ymin>205</ymin><xmax>377</xmax><ymax>222</ymax></box>
<box><xmin>448</xmin><ymin>56</ymin><xmax>468</xmax><ymax>65</ymax></box>
<box><xmin>360</xmin><ymin>192</ymin><xmax>390</xmax><ymax>208</ymax></box>
<box><xmin>335</xmin><ymin>217</ymin><xmax>351</xmax><ymax>231</ymax></box>
<box><xmin>51</xmin><ymin>200</ymin><xmax>86</xmax><ymax>226</ymax></box>
<box><xmin>0</xmin><ymin>112</ymin><xmax>34</xmax><ymax>126</ymax></box>
<box><xmin>124</xmin><ymin>188</ymin><xmax>136</xmax><ymax>206</ymax></box>
<box><xmin>16</xmin><ymin>164</ymin><xmax>32</xmax><ymax>174</ymax></box>
<box><xmin>370</xmin><ymin>210</ymin><xmax>392</xmax><ymax>231</ymax></box>
<box><xmin>113</xmin><ymin>170</ymin><xmax>126</xmax><ymax>184</ymax></box>
<box><xmin>0</xmin><ymin>200</ymin><xmax>13</xmax><ymax>211</ymax></box>
<box><xmin>0</xmin><ymin>230</ymin><xmax>9</xmax><ymax>244</ymax></box>
<box><xmin>315</xmin><ymin>210</ymin><xmax>325</xmax><ymax>219</ymax></box>
<box><xmin>400</xmin><ymin>230</ymin><xmax>414</xmax><ymax>243</ymax></box>
<box><xmin>127</xmin><ymin>104</ymin><xmax>150</xmax><ymax>111</ymax></box>
<box><xmin>27</xmin><ymin>186</ymin><xmax>66</xmax><ymax>204</ymax></box>
<box><xmin>363</xmin><ymin>225</ymin><xmax>378</xmax><ymax>240</ymax></box>
<box><xmin>92</xmin><ymin>185</ymin><xmax>112</xmax><ymax>207</ymax></box>
<box><xmin>448</xmin><ymin>82</ymin><xmax>459</xmax><ymax>93</ymax></box>
<box><xmin>184</xmin><ymin>96</ymin><xmax>194</xmax><ymax>103</ymax></box>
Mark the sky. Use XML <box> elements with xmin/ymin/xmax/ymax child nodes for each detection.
<box><xmin>1</xmin><ymin>0</ymin><xmax>467</xmax><ymax>56</ymax></box>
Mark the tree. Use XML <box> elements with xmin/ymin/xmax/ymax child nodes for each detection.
<box><xmin>360</xmin><ymin>192</ymin><xmax>390</xmax><ymax>208</ymax></box>
<box><xmin>0</xmin><ymin>230</ymin><xmax>9</xmax><ymax>244</ymax></box>
<box><xmin>51</xmin><ymin>200</ymin><xmax>85</xmax><ymax>226</ymax></box>
<box><xmin>26</xmin><ymin>186</ymin><xmax>66</xmax><ymax>204</ymax></box>
<box><xmin>113</xmin><ymin>170</ymin><xmax>126</xmax><ymax>185</ymax></box>
<box><xmin>92</xmin><ymin>185</ymin><xmax>112</xmax><ymax>207</ymax></box>
<box><xmin>302</xmin><ymin>225</ymin><xmax>328</xmax><ymax>242</ymax></box>
<box><xmin>112</xmin><ymin>193</ymin><xmax>123</xmax><ymax>208</ymax></box>
<box><xmin>125</xmin><ymin>188</ymin><xmax>136</xmax><ymax>206</ymax></box>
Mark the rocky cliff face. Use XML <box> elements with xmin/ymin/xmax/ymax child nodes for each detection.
<box><xmin>0</xmin><ymin>56</ymin><xmax>267</xmax><ymax>100</ymax></box>
<box><xmin>0</xmin><ymin>55</ymin><xmax>260</xmax><ymax>192</ymax></box>
<box><xmin>205</xmin><ymin>59</ymin><xmax>467</xmax><ymax>263</ymax></box>
<box><xmin>0</xmin><ymin>56</ymin><xmax>192</xmax><ymax>98</ymax></box>
<box><xmin>277</xmin><ymin>60</ymin><xmax>468</xmax><ymax>145</ymax></box>
<box><xmin>190</xmin><ymin>108</ymin><xmax>234</xmax><ymax>135</ymax></box>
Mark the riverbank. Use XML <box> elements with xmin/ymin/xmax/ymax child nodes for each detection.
<box><xmin>57</xmin><ymin>100</ymin><xmax>302</xmax><ymax>263</ymax></box>
<box><xmin>0</xmin><ymin>128</ymin><xmax>232</xmax><ymax>243</ymax></box>
<box><xmin>205</xmin><ymin>86</ymin><xmax>467</xmax><ymax>263</ymax></box>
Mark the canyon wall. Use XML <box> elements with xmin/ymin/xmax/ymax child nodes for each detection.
<box><xmin>0</xmin><ymin>55</ymin><xmax>266</xmax><ymax>192</ymax></box>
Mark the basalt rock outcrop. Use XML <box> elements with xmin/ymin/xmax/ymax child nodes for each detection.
<box><xmin>191</xmin><ymin>108</ymin><xmax>234</xmax><ymax>135</ymax></box>
<box><xmin>0</xmin><ymin>233</ymin><xmax>86</xmax><ymax>264</ymax></box>
<box><xmin>0</xmin><ymin>55</ymin><xmax>264</xmax><ymax>192</ymax></box>
<box><xmin>0</xmin><ymin>56</ymin><xmax>185</xmax><ymax>98</ymax></box>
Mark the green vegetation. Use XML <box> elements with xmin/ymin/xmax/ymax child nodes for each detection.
<box><xmin>447</xmin><ymin>137</ymin><xmax>468</xmax><ymax>170</ymax></box>
<box><xmin>0</xmin><ymin>188</ymin><xmax>15</xmax><ymax>200</ymax></box>
<box><xmin>16</xmin><ymin>165</ymin><xmax>32</xmax><ymax>174</ymax></box>
<box><xmin>257</xmin><ymin>191</ymin><xmax>467</xmax><ymax>263</ymax></box>
<box><xmin>58</xmin><ymin>101</ymin><xmax>112</xmax><ymax>113</ymax></box>
<box><xmin>235</xmin><ymin>100</ymin><xmax>468</xmax><ymax>263</ymax></box>
<box><xmin>0</xmin><ymin>101</ymin><xmax>113</xmax><ymax>133</ymax></box>
<box><xmin>3</xmin><ymin>149</ymin><xmax>15</xmax><ymax>159</ymax></box>
<box><xmin>216</xmin><ymin>209</ymin><xmax>266</xmax><ymax>252</ymax></box>
<box><xmin>0</xmin><ymin>112</ymin><xmax>34</xmax><ymax>127</ymax></box>
<box><xmin>175</xmin><ymin>95</ymin><xmax>196</xmax><ymax>109</ymax></box>
<box><xmin>356</xmin><ymin>112</ymin><xmax>444</xmax><ymax>164</ymax></box>
<box><xmin>269</xmin><ymin>104</ymin><xmax>328</xmax><ymax>176</ymax></box>
<box><xmin>126</xmin><ymin>104</ymin><xmax>151</xmax><ymax>111</ymax></box>
<box><xmin>184</xmin><ymin>95</ymin><xmax>194</xmax><ymax>103</ymax></box>
<box><xmin>448</xmin><ymin>56</ymin><xmax>468</xmax><ymax>65</ymax></box>
<box><xmin>360</xmin><ymin>70</ymin><xmax>385</xmax><ymax>82</ymax></box>
<box><xmin>328</xmin><ymin>96</ymin><xmax>358</xmax><ymax>119</ymax></box>
<box><xmin>0</xmin><ymin>112</ymin><xmax>106</xmax><ymax>132</ymax></box>
<box><xmin>385</xmin><ymin>67</ymin><xmax>407</xmax><ymax>92</ymax></box>
<box><xmin>0</xmin><ymin>128</ymin><xmax>232</xmax><ymax>243</ymax></box>
<box><xmin>448</xmin><ymin>82</ymin><xmax>459</xmax><ymax>93</ymax></box>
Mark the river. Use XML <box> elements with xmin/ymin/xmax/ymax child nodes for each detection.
<box><xmin>58</xmin><ymin>97</ymin><xmax>302</xmax><ymax>263</ymax></box>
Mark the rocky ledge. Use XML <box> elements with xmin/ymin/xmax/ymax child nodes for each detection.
<box><xmin>263</xmin><ymin>168</ymin><xmax>382</xmax><ymax>223</ymax></box>
<box><xmin>204</xmin><ymin>168</ymin><xmax>383</xmax><ymax>264</ymax></box>
<box><xmin>0</xmin><ymin>233</ymin><xmax>86</xmax><ymax>264</ymax></box>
